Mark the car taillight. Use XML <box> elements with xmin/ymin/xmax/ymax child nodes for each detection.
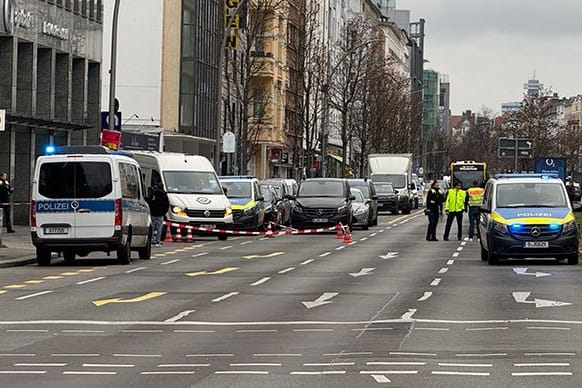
<box><xmin>114</xmin><ymin>198</ymin><xmax>122</xmax><ymax>230</ymax></box>
<box><xmin>30</xmin><ymin>200</ymin><xmax>36</xmax><ymax>231</ymax></box>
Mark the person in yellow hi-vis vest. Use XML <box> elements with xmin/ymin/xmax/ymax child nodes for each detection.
<box><xmin>466</xmin><ymin>180</ymin><xmax>485</xmax><ymax>240</ymax></box>
<box><xmin>443</xmin><ymin>180</ymin><xmax>468</xmax><ymax>241</ymax></box>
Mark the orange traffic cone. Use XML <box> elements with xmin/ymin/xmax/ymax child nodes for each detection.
<box><xmin>266</xmin><ymin>223</ymin><xmax>274</xmax><ymax>238</ymax></box>
<box><xmin>175</xmin><ymin>226</ymin><xmax>183</xmax><ymax>242</ymax></box>
<box><xmin>343</xmin><ymin>225</ymin><xmax>353</xmax><ymax>244</ymax></box>
<box><xmin>336</xmin><ymin>223</ymin><xmax>345</xmax><ymax>239</ymax></box>
<box><xmin>185</xmin><ymin>227</ymin><xmax>193</xmax><ymax>242</ymax></box>
<box><xmin>163</xmin><ymin>223</ymin><xmax>173</xmax><ymax>243</ymax></box>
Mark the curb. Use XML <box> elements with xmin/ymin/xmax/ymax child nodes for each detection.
<box><xmin>0</xmin><ymin>255</ymin><xmax>38</xmax><ymax>268</ymax></box>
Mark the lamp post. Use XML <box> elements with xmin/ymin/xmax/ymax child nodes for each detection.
<box><xmin>108</xmin><ymin>0</ymin><xmax>121</xmax><ymax>131</ymax></box>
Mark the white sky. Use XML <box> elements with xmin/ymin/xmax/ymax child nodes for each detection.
<box><xmin>398</xmin><ymin>0</ymin><xmax>582</xmax><ymax>115</ymax></box>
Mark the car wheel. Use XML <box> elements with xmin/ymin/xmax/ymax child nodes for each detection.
<box><xmin>63</xmin><ymin>251</ymin><xmax>76</xmax><ymax>265</ymax></box>
<box><xmin>117</xmin><ymin>234</ymin><xmax>132</xmax><ymax>265</ymax></box>
<box><xmin>402</xmin><ymin>206</ymin><xmax>411</xmax><ymax>215</ymax></box>
<box><xmin>362</xmin><ymin>223</ymin><xmax>369</xmax><ymax>230</ymax></box>
<box><xmin>480</xmin><ymin>244</ymin><xmax>488</xmax><ymax>261</ymax></box>
<box><xmin>37</xmin><ymin>248</ymin><xmax>51</xmax><ymax>266</ymax></box>
<box><xmin>567</xmin><ymin>253</ymin><xmax>579</xmax><ymax>265</ymax></box>
<box><xmin>414</xmin><ymin>199</ymin><xmax>419</xmax><ymax>209</ymax></box>
<box><xmin>487</xmin><ymin>241</ymin><xmax>499</xmax><ymax>265</ymax></box>
<box><xmin>218</xmin><ymin>234</ymin><xmax>228</xmax><ymax>241</ymax></box>
<box><xmin>138</xmin><ymin>235</ymin><xmax>152</xmax><ymax>260</ymax></box>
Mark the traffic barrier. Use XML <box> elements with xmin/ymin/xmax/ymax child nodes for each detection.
<box><xmin>185</xmin><ymin>227</ymin><xmax>194</xmax><ymax>242</ymax></box>
<box><xmin>174</xmin><ymin>226</ymin><xmax>182</xmax><ymax>242</ymax></box>
<box><xmin>343</xmin><ymin>225</ymin><xmax>353</xmax><ymax>244</ymax></box>
<box><xmin>163</xmin><ymin>225</ymin><xmax>173</xmax><ymax>243</ymax></box>
<box><xmin>336</xmin><ymin>224</ymin><xmax>345</xmax><ymax>239</ymax></box>
<box><xmin>265</xmin><ymin>223</ymin><xmax>274</xmax><ymax>238</ymax></box>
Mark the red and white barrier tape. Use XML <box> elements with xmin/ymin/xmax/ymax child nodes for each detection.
<box><xmin>164</xmin><ymin>221</ymin><xmax>342</xmax><ymax>238</ymax></box>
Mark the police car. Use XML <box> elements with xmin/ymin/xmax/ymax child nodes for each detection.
<box><xmin>219</xmin><ymin>176</ymin><xmax>266</xmax><ymax>230</ymax></box>
<box><xmin>479</xmin><ymin>174</ymin><xmax>579</xmax><ymax>265</ymax></box>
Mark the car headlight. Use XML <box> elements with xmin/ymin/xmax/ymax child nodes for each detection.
<box><xmin>171</xmin><ymin>206</ymin><xmax>187</xmax><ymax>217</ymax></box>
<box><xmin>293</xmin><ymin>205</ymin><xmax>303</xmax><ymax>214</ymax></box>
<box><xmin>563</xmin><ymin>220</ymin><xmax>577</xmax><ymax>233</ymax></box>
<box><xmin>354</xmin><ymin>206</ymin><xmax>367</xmax><ymax>215</ymax></box>
<box><xmin>224</xmin><ymin>207</ymin><xmax>232</xmax><ymax>217</ymax></box>
<box><xmin>243</xmin><ymin>206</ymin><xmax>256</xmax><ymax>215</ymax></box>
<box><xmin>493</xmin><ymin>221</ymin><xmax>508</xmax><ymax>235</ymax></box>
<box><xmin>337</xmin><ymin>204</ymin><xmax>347</xmax><ymax>212</ymax></box>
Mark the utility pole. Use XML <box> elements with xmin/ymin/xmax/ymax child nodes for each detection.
<box><xmin>108</xmin><ymin>0</ymin><xmax>121</xmax><ymax>131</ymax></box>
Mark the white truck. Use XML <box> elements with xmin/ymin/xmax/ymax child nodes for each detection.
<box><xmin>368</xmin><ymin>153</ymin><xmax>415</xmax><ymax>214</ymax></box>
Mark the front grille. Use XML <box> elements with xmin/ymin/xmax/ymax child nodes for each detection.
<box><xmin>510</xmin><ymin>224</ymin><xmax>561</xmax><ymax>241</ymax></box>
<box><xmin>232</xmin><ymin>209</ymin><xmax>243</xmax><ymax>220</ymax></box>
<box><xmin>304</xmin><ymin>208</ymin><xmax>336</xmax><ymax>218</ymax></box>
<box><xmin>186</xmin><ymin>209</ymin><xmax>224</xmax><ymax>218</ymax></box>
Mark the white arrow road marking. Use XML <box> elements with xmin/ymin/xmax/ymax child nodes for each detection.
<box><xmin>349</xmin><ymin>268</ymin><xmax>375</xmax><ymax>278</ymax></box>
<box><xmin>513</xmin><ymin>268</ymin><xmax>551</xmax><ymax>278</ymax></box>
<box><xmin>401</xmin><ymin>309</ymin><xmax>417</xmax><ymax>320</ymax></box>
<box><xmin>371</xmin><ymin>374</ymin><xmax>391</xmax><ymax>383</ymax></box>
<box><xmin>301</xmin><ymin>293</ymin><xmax>339</xmax><ymax>309</ymax></box>
<box><xmin>418</xmin><ymin>292</ymin><xmax>433</xmax><ymax>301</ymax></box>
<box><xmin>379</xmin><ymin>252</ymin><xmax>399</xmax><ymax>260</ymax></box>
<box><xmin>512</xmin><ymin>292</ymin><xmax>572</xmax><ymax>308</ymax></box>
<box><xmin>164</xmin><ymin>310</ymin><xmax>196</xmax><ymax>323</ymax></box>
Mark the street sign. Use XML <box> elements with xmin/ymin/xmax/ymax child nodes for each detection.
<box><xmin>499</xmin><ymin>138</ymin><xmax>516</xmax><ymax>149</ymax></box>
<box><xmin>101</xmin><ymin>111</ymin><xmax>122</xmax><ymax>131</ymax></box>
<box><xmin>222</xmin><ymin>131</ymin><xmax>236</xmax><ymax>153</ymax></box>
<box><xmin>535</xmin><ymin>157</ymin><xmax>567</xmax><ymax>180</ymax></box>
<box><xmin>517</xmin><ymin>139</ymin><xmax>533</xmax><ymax>149</ymax></box>
<box><xmin>498</xmin><ymin>138</ymin><xmax>533</xmax><ymax>159</ymax></box>
<box><xmin>0</xmin><ymin>109</ymin><xmax>5</xmax><ymax>131</ymax></box>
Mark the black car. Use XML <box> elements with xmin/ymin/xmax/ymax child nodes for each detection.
<box><xmin>291</xmin><ymin>179</ymin><xmax>354</xmax><ymax>229</ymax></box>
<box><xmin>375</xmin><ymin>182</ymin><xmax>399</xmax><ymax>214</ymax></box>
<box><xmin>347</xmin><ymin>179</ymin><xmax>379</xmax><ymax>226</ymax></box>
<box><xmin>260</xmin><ymin>184</ymin><xmax>284</xmax><ymax>227</ymax></box>
<box><xmin>261</xmin><ymin>179</ymin><xmax>292</xmax><ymax>225</ymax></box>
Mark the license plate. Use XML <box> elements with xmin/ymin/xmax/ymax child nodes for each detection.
<box><xmin>200</xmin><ymin>224</ymin><xmax>216</xmax><ymax>229</ymax></box>
<box><xmin>313</xmin><ymin>218</ymin><xmax>328</xmax><ymax>223</ymax></box>
<box><xmin>44</xmin><ymin>227</ymin><xmax>69</xmax><ymax>235</ymax></box>
<box><xmin>525</xmin><ymin>241</ymin><xmax>549</xmax><ymax>248</ymax></box>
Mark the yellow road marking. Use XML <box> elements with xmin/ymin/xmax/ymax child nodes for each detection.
<box><xmin>0</xmin><ymin>290</ymin><xmax>6</xmax><ymax>295</ymax></box>
<box><xmin>43</xmin><ymin>276</ymin><xmax>63</xmax><ymax>280</ymax></box>
<box><xmin>4</xmin><ymin>285</ymin><xmax>26</xmax><ymax>289</ymax></box>
<box><xmin>92</xmin><ymin>291</ymin><xmax>167</xmax><ymax>307</ymax></box>
<box><xmin>60</xmin><ymin>272</ymin><xmax>79</xmax><ymax>276</ymax></box>
<box><xmin>186</xmin><ymin>267</ymin><xmax>239</xmax><ymax>277</ymax></box>
<box><xmin>25</xmin><ymin>280</ymin><xmax>44</xmax><ymax>284</ymax></box>
<box><xmin>78</xmin><ymin>269</ymin><xmax>95</xmax><ymax>273</ymax></box>
<box><xmin>243</xmin><ymin>252</ymin><xmax>285</xmax><ymax>260</ymax></box>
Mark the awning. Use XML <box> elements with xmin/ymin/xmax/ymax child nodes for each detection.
<box><xmin>327</xmin><ymin>154</ymin><xmax>348</xmax><ymax>165</ymax></box>
<box><xmin>7</xmin><ymin>113</ymin><xmax>92</xmax><ymax>131</ymax></box>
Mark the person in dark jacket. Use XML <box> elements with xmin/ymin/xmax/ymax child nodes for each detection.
<box><xmin>147</xmin><ymin>183</ymin><xmax>170</xmax><ymax>246</ymax></box>
<box><xmin>0</xmin><ymin>172</ymin><xmax>14</xmax><ymax>233</ymax></box>
<box><xmin>425</xmin><ymin>180</ymin><xmax>444</xmax><ymax>241</ymax></box>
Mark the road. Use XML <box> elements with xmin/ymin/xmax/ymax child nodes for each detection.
<box><xmin>1</xmin><ymin>211</ymin><xmax>582</xmax><ymax>387</ymax></box>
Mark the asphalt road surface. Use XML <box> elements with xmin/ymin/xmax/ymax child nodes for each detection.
<box><xmin>1</xmin><ymin>210</ymin><xmax>582</xmax><ymax>387</ymax></box>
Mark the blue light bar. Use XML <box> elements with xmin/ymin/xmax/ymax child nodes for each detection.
<box><xmin>45</xmin><ymin>145</ymin><xmax>56</xmax><ymax>154</ymax></box>
<box><xmin>548</xmin><ymin>223</ymin><xmax>561</xmax><ymax>231</ymax></box>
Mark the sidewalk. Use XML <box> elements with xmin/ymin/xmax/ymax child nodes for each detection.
<box><xmin>0</xmin><ymin>226</ymin><xmax>38</xmax><ymax>267</ymax></box>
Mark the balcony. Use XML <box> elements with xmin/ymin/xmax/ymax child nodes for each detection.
<box><xmin>250</xmin><ymin>51</ymin><xmax>276</xmax><ymax>79</ymax></box>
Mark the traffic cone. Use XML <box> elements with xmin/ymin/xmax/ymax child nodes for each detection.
<box><xmin>336</xmin><ymin>223</ymin><xmax>345</xmax><ymax>239</ymax></box>
<box><xmin>266</xmin><ymin>223</ymin><xmax>274</xmax><ymax>238</ymax></box>
<box><xmin>163</xmin><ymin>223</ymin><xmax>173</xmax><ymax>243</ymax></box>
<box><xmin>175</xmin><ymin>226</ymin><xmax>183</xmax><ymax>242</ymax></box>
<box><xmin>185</xmin><ymin>227</ymin><xmax>193</xmax><ymax>243</ymax></box>
<box><xmin>285</xmin><ymin>226</ymin><xmax>293</xmax><ymax>235</ymax></box>
<box><xmin>343</xmin><ymin>225</ymin><xmax>353</xmax><ymax>244</ymax></box>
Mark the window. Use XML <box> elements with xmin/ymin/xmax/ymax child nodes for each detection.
<box><xmin>39</xmin><ymin>162</ymin><xmax>112</xmax><ymax>199</ymax></box>
<box><xmin>119</xmin><ymin>163</ymin><xmax>139</xmax><ymax>200</ymax></box>
<box><xmin>163</xmin><ymin>171</ymin><xmax>223</xmax><ymax>195</ymax></box>
<box><xmin>298</xmin><ymin>181</ymin><xmax>344</xmax><ymax>197</ymax></box>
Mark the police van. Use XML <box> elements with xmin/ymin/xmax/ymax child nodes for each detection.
<box><xmin>31</xmin><ymin>146</ymin><xmax>152</xmax><ymax>266</ymax></box>
<box><xmin>132</xmin><ymin>152</ymin><xmax>233</xmax><ymax>240</ymax></box>
<box><xmin>219</xmin><ymin>176</ymin><xmax>266</xmax><ymax>230</ymax></box>
<box><xmin>479</xmin><ymin>174</ymin><xmax>579</xmax><ymax>265</ymax></box>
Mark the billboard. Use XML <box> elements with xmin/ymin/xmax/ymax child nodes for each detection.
<box><xmin>535</xmin><ymin>157</ymin><xmax>567</xmax><ymax>180</ymax></box>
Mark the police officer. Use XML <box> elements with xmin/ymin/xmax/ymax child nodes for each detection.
<box><xmin>425</xmin><ymin>180</ymin><xmax>444</xmax><ymax>241</ymax></box>
<box><xmin>443</xmin><ymin>180</ymin><xmax>468</xmax><ymax>241</ymax></box>
<box><xmin>0</xmin><ymin>172</ymin><xmax>15</xmax><ymax>233</ymax></box>
<box><xmin>466</xmin><ymin>180</ymin><xmax>484</xmax><ymax>240</ymax></box>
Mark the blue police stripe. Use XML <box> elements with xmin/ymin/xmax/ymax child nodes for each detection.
<box><xmin>36</xmin><ymin>200</ymin><xmax>115</xmax><ymax>213</ymax></box>
<box><xmin>495</xmin><ymin>207</ymin><xmax>570</xmax><ymax>220</ymax></box>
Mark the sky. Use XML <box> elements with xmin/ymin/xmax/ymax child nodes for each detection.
<box><xmin>398</xmin><ymin>0</ymin><xmax>582</xmax><ymax>115</ymax></box>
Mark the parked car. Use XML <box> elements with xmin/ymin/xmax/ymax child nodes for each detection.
<box><xmin>261</xmin><ymin>179</ymin><xmax>292</xmax><ymax>225</ymax></box>
<box><xmin>350</xmin><ymin>188</ymin><xmax>371</xmax><ymax>230</ymax></box>
<box><xmin>347</xmin><ymin>178</ymin><xmax>378</xmax><ymax>226</ymax></box>
<box><xmin>260</xmin><ymin>184</ymin><xmax>283</xmax><ymax>227</ymax></box>
<box><xmin>291</xmin><ymin>178</ymin><xmax>354</xmax><ymax>229</ymax></box>
<box><xmin>219</xmin><ymin>176</ymin><xmax>266</xmax><ymax>231</ymax></box>
<box><xmin>374</xmin><ymin>182</ymin><xmax>399</xmax><ymax>214</ymax></box>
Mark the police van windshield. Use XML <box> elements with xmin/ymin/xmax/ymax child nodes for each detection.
<box><xmin>371</xmin><ymin>174</ymin><xmax>405</xmax><ymax>188</ymax></box>
<box><xmin>222</xmin><ymin>181</ymin><xmax>252</xmax><ymax>198</ymax></box>
<box><xmin>496</xmin><ymin>183</ymin><xmax>568</xmax><ymax>208</ymax></box>
<box><xmin>163</xmin><ymin>171</ymin><xmax>222</xmax><ymax>195</ymax></box>
<box><xmin>39</xmin><ymin>162</ymin><xmax>112</xmax><ymax>199</ymax></box>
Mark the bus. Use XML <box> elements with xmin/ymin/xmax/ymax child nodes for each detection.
<box><xmin>450</xmin><ymin>161</ymin><xmax>487</xmax><ymax>189</ymax></box>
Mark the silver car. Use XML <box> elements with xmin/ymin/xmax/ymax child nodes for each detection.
<box><xmin>350</xmin><ymin>188</ymin><xmax>370</xmax><ymax>230</ymax></box>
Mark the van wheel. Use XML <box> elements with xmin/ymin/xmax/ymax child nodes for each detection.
<box><xmin>63</xmin><ymin>251</ymin><xmax>76</xmax><ymax>265</ymax></box>
<box><xmin>117</xmin><ymin>235</ymin><xmax>131</xmax><ymax>265</ymax></box>
<box><xmin>487</xmin><ymin>244</ymin><xmax>499</xmax><ymax>265</ymax></box>
<box><xmin>218</xmin><ymin>234</ymin><xmax>228</xmax><ymax>241</ymax></box>
<box><xmin>37</xmin><ymin>248</ymin><xmax>51</xmax><ymax>266</ymax></box>
<box><xmin>567</xmin><ymin>253</ymin><xmax>579</xmax><ymax>265</ymax></box>
<box><xmin>138</xmin><ymin>237</ymin><xmax>151</xmax><ymax>260</ymax></box>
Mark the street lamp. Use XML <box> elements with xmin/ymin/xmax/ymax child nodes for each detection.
<box><xmin>108</xmin><ymin>0</ymin><xmax>121</xmax><ymax>132</ymax></box>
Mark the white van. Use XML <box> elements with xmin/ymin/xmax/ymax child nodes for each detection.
<box><xmin>132</xmin><ymin>152</ymin><xmax>233</xmax><ymax>240</ymax></box>
<box><xmin>31</xmin><ymin>146</ymin><xmax>152</xmax><ymax>266</ymax></box>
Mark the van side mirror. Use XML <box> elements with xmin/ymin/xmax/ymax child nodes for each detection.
<box><xmin>371</xmin><ymin>195</ymin><xmax>378</xmax><ymax>200</ymax></box>
<box><xmin>349</xmin><ymin>195</ymin><xmax>356</xmax><ymax>201</ymax></box>
<box><xmin>256</xmin><ymin>196</ymin><xmax>265</xmax><ymax>202</ymax></box>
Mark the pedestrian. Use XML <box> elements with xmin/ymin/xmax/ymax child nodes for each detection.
<box><xmin>146</xmin><ymin>183</ymin><xmax>170</xmax><ymax>247</ymax></box>
<box><xmin>443</xmin><ymin>180</ymin><xmax>468</xmax><ymax>241</ymax></box>
<box><xmin>425</xmin><ymin>180</ymin><xmax>444</xmax><ymax>241</ymax></box>
<box><xmin>466</xmin><ymin>179</ymin><xmax>485</xmax><ymax>240</ymax></box>
<box><xmin>0</xmin><ymin>172</ymin><xmax>14</xmax><ymax>233</ymax></box>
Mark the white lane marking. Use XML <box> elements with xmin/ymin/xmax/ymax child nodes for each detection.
<box><xmin>230</xmin><ymin>363</ymin><xmax>282</xmax><ymax>367</ymax></box>
<box><xmin>157</xmin><ymin>364</ymin><xmax>210</xmax><ymax>367</ymax></box>
<box><xmin>457</xmin><ymin>247</ymin><xmax>463</xmax><ymax>251</ymax></box>
<box><xmin>335</xmin><ymin>246</ymin><xmax>346</xmax><ymax>251</ymax></box>
<box><xmin>61</xmin><ymin>330</ymin><xmax>105</xmax><ymax>334</ymax></box>
<box><xmin>161</xmin><ymin>259</ymin><xmax>180</xmax><ymax>265</ymax></box>
<box><xmin>16</xmin><ymin>291</ymin><xmax>53</xmax><ymax>301</ymax></box>
<box><xmin>400</xmin><ymin>309</ymin><xmax>417</xmax><ymax>320</ymax></box>
<box><xmin>430</xmin><ymin>278</ymin><xmax>442</xmax><ymax>286</ymax></box>
<box><xmin>447</xmin><ymin>260</ymin><xmax>455</xmax><ymax>265</ymax></box>
<box><xmin>381</xmin><ymin>229</ymin><xmax>387</xmax><ymax>232</ymax></box>
<box><xmin>0</xmin><ymin>371</ymin><xmax>47</xmax><ymax>374</ymax></box>
<box><xmin>460</xmin><ymin>241</ymin><xmax>467</xmax><ymax>246</ymax></box>
<box><xmin>290</xmin><ymin>371</ymin><xmax>346</xmax><ymax>375</ymax></box>
<box><xmin>300</xmin><ymin>259</ymin><xmax>314</xmax><ymax>265</ymax></box>
<box><xmin>216</xmin><ymin>371</ymin><xmax>269</xmax><ymax>375</ymax></box>
<box><xmin>319</xmin><ymin>252</ymin><xmax>331</xmax><ymax>257</ymax></box>
<box><xmin>432</xmin><ymin>371</ymin><xmax>490</xmax><ymax>376</ymax></box>
<box><xmin>415</xmin><ymin>327</ymin><xmax>450</xmax><ymax>331</ymax></box>
<box><xmin>192</xmin><ymin>252</ymin><xmax>209</xmax><ymax>258</ymax></box>
<box><xmin>240</xmin><ymin>241</ymin><xmax>252</xmax><ymax>245</ymax></box>
<box><xmin>254</xmin><ymin>354</ymin><xmax>302</xmax><ymax>357</ymax></box>
<box><xmin>367</xmin><ymin>362</ymin><xmax>426</xmax><ymax>366</ymax></box>
<box><xmin>121</xmin><ymin>330</ymin><xmax>163</xmax><ymax>333</ymax></box>
<box><xmin>76</xmin><ymin>277</ymin><xmax>106</xmax><ymax>285</ymax></box>
<box><xmin>351</xmin><ymin>327</ymin><xmax>393</xmax><ymax>332</ymax></box>
<box><xmin>360</xmin><ymin>370</ymin><xmax>419</xmax><ymax>375</ymax></box>
<box><xmin>438</xmin><ymin>363</ymin><xmax>492</xmax><ymax>368</ymax></box>
<box><xmin>236</xmin><ymin>329</ymin><xmax>277</xmax><ymax>333</ymax></box>
<box><xmin>278</xmin><ymin>267</ymin><xmax>295</xmax><ymax>274</ymax></box>
<box><xmin>250</xmin><ymin>277</ymin><xmax>271</xmax><ymax>286</ymax></box>
<box><xmin>6</xmin><ymin>329</ymin><xmax>49</xmax><ymax>333</ymax></box>
<box><xmin>125</xmin><ymin>267</ymin><xmax>147</xmax><ymax>274</ymax></box>
<box><xmin>513</xmin><ymin>363</ymin><xmax>570</xmax><ymax>367</ymax></box>
<box><xmin>164</xmin><ymin>310</ymin><xmax>196</xmax><ymax>323</ymax></box>
<box><xmin>173</xmin><ymin>330</ymin><xmax>215</xmax><ymax>333</ymax></box>
<box><xmin>187</xmin><ymin>354</ymin><xmax>234</xmax><ymax>357</ymax></box>
<box><xmin>369</xmin><ymin>233</ymin><xmax>377</xmax><ymax>237</ymax></box>
<box><xmin>465</xmin><ymin>327</ymin><xmax>508</xmax><ymax>331</ymax></box>
<box><xmin>220</xmin><ymin>246</ymin><xmax>233</xmax><ymax>250</ymax></box>
<box><xmin>113</xmin><ymin>354</ymin><xmax>161</xmax><ymax>358</ymax></box>
<box><xmin>452</xmin><ymin>253</ymin><xmax>460</xmax><ymax>257</ymax></box>
<box><xmin>52</xmin><ymin>354</ymin><xmax>99</xmax><ymax>357</ymax></box>
<box><xmin>438</xmin><ymin>268</ymin><xmax>449</xmax><ymax>274</ymax></box>
<box><xmin>212</xmin><ymin>292</ymin><xmax>239</xmax><ymax>303</ymax></box>
<box><xmin>360</xmin><ymin>237</ymin><xmax>368</xmax><ymax>241</ymax></box>
<box><xmin>389</xmin><ymin>352</ymin><xmax>436</xmax><ymax>357</ymax></box>
<box><xmin>324</xmin><ymin>352</ymin><xmax>372</xmax><ymax>356</ymax></box>
<box><xmin>525</xmin><ymin>352</ymin><xmax>576</xmax><ymax>356</ymax></box>
<box><xmin>293</xmin><ymin>328</ymin><xmax>334</xmax><ymax>332</ymax></box>
<box><xmin>456</xmin><ymin>353</ymin><xmax>508</xmax><ymax>357</ymax></box>
<box><xmin>259</xmin><ymin>238</ymin><xmax>269</xmax><ymax>241</ymax></box>
<box><xmin>527</xmin><ymin>326</ymin><xmax>571</xmax><ymax>331</ymax></box>
<box><xmin>83</xmin><ymin>364</ymin><xmax>134</xmax><ymax>368</ymax></box>
<box><xmin>141</xmin><ymin>371</ymin><xmax>195</xmax><ymax>375</ymax></box>
<box><xmin>303</xmin><ymin>362</ymin><xmax>355</xmax><ymax>366</ymax></box>
<box><xmin>511</xmin><ymin>372</ymin><xmax>573</xmax><ymax>376</ymax></box>
<box><xmin>14</xmin><ymin>363</ymin><xmax>67</xmax><ymax>367</ymax></box>
<box><xmin>0</xmin><ymin>354</ymin><xmax>36</xmax><ymax>357</ymax></box>
<box><xmin>418</xmin><ymin>292</ymin><xmax>433</xmax><ymax>302</ymax></box>
<box><xmin>372</xmin><ymin>374</ymin><xmax>391</xmax><ymax>383</ymax></box>
<box><xmin>63</xmin><ymin>371</ymin><xmax>117</xmax><ymax>375</ymax></box>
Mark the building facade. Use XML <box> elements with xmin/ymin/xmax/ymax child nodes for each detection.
<box><xmin>0</xmin><ymin>0</ymin><xmax>103</xmax><ymax>224</ymax></box>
